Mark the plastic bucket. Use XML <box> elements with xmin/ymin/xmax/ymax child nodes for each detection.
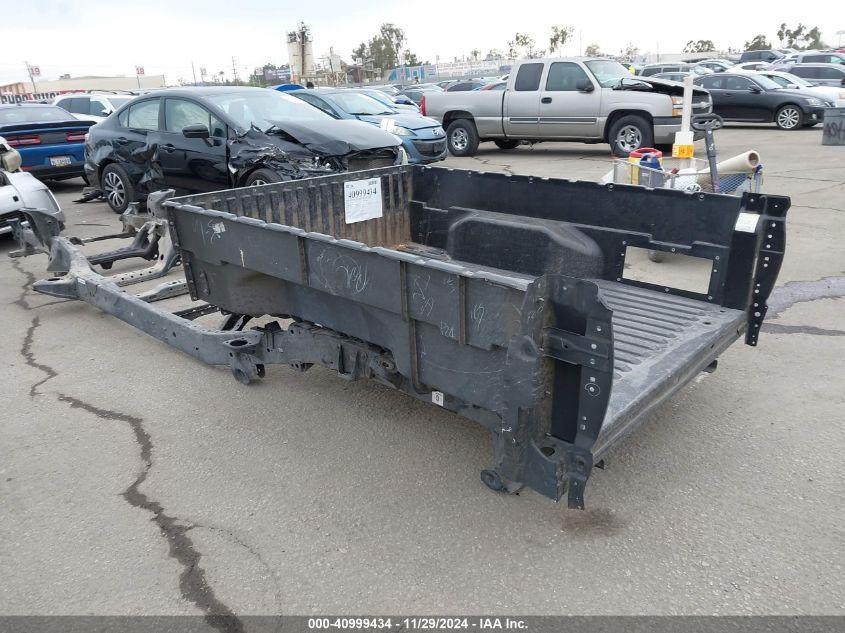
<box><xmin>627</xmin><ymin>148</ymin><xmax>663</xmax><ymax>184</ymax></box>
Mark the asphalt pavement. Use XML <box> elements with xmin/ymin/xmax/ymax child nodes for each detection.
<box><xmin>1</xmin><ymin>126</ymin><xmax>843</xmax><ymax>621</ymax></box>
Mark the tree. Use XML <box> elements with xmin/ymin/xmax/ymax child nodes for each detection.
<box><xmin>470</xmin><ymin>48</ymin><xmax>481</xmax><ymax>61</ymax></box>
<box><xmin>683</xmin><ymin>39</ymin><xmax>715</xmax><ymax>53</ymax></box>
<box><xmin>352</xmin><ymin>42</ymin><xmax>367</xmax><ymax>63</ymax></box>
<box><xmin>549</xmin><ymin>25</ymin><xmax>574</xmax><ymax>54</ymax></box>
<box><xmin>403</xmin><ymin>50</ymin><xmax>419</xmax><ymax>66</ymax></box>
<box><xmin>584</xmin><ymin>43</ymin><xmax>602</xmax><ymax>57</ymax></box>
<box><xmin>804</xmin><ymin>26</ymin><xmax>825</xmax><ymax>49</ymax></box>
<box><xmin>620</xmin><ymin>43</ymin><xmax>639</xmax><ymax>62</ymax></box>
<box><xmin>485</xmin><ymin>49</ymin><xmax>503</xmax><ymax>60</ymax></box>
<box><xmin>350</xmin><ymin>23</ymin><xmax>420</xmax><ymax>73</ymax></box>
<box><xmin>777</xmin><ymin>22</ymin><xmax>788</xmax><ymax>46</ymax></box>
<box><xmin>508</xmin><ymin>32</ymin><xmax>543</xmax><ymax>59</ymax></box>
<box><xmin>777</xmin><ymin>23</ymin><xmax>826</xmax><ymax>49</ymax></box>
<box><xmin>744</xmin><ymin>34</ymin><xmax>770</xmax><ymax>51</ymax></box>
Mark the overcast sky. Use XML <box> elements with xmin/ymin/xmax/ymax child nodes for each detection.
<box><xmin>2</xmin><ymin>0</ymin><xmax>842</xmax><ymax>86</ymax></box>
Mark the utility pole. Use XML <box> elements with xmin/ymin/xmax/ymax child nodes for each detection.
<box><xmin>24</xmin><ymin>61</ymin><xmax>37</xmax><ymax>93</ymax></box>
<box><xmin>231</xmin><ymin>56</ymin><xmax>238</xmax><ymax>83</ymax></box>
<box><xmin>191</xmin><ymin>61</ymin><xmax>197</xmax><ymax>85</ymax></box>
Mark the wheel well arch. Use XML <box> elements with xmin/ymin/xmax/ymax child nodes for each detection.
<box><xmin>235</xmin><ymin>164</ymin><xmax>295</xmax><ymax>187</ymax></box>
<box><xmin>603</xmin><ymin>110</ymin><xmax>654</xmax><ymax>142</ymax></box>
<box><xmin>442</xmin><ymin>110</ymin><xmax>476</xmax><ymax>129</ymax></box>
<box><xmin>97</xmin><ymin>158</ymin><xmax>118</xmax><ymax>180</ymax></box>
<box><xmin>235</xmin><ymin>165</ymin><xmax>263</xmax><ymax>187</ymax></box>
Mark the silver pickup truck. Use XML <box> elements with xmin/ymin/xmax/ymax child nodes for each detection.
<box><xmin>422</xmin><ymin>57</ymin><xmax>712</xmax><ymax>157</ymax></box>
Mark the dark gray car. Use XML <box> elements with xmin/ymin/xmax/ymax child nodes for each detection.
<box><xmin>773</xmin><ymin>63</ymin><xmax>845</xmax><ymax>88</ymax></box>
<box><xmin>83</xmin><ymin>86</ymin><xmax>402</xmax><ymax>213</ymax></box>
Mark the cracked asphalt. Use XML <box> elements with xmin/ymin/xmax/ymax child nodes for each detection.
<box><xmin>1</xmin><ymin>125</ymin><xmax>843</xmax><ymax>626</ymax></box>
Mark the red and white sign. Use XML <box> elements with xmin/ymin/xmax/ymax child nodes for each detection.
<box><xmin>30</xmin><ymin>66</ymin><xmax>41</xmax><ymax>76</ymax></box>
<box><xmin>135</xmin><ymin>66</ymin><xmax>145</xmax><ymax>76</ymax></box>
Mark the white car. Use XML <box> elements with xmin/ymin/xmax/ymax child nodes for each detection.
<box><xmin>52</xmin><ymin>92</ymin><xmax>136</xmax><ymax>123</ymax></box>
<box><xmin>732</xmin><ymin>61</ymin><xmax>772</xmax><ymax>72</ymax></box>
<box><xmin>737</xmin><ymin>70</ymin><xmax>845</xmax><ymax>107</ymax></box>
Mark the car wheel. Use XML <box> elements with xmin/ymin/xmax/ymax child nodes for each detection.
<box><xmin>608</xmin><ymin>115</ymin><xmax>654</xmax><ymax>157</ymax></box>
<box><xmin>775</xmin><ymin>105</ymin><xmax>803</xmax><ymax>130</ymax></box>
<box><xmin>446</xmin><ymin>119</ymin><xmax>480</xmax><ymax>157</ymax></box>
<box><xmin>244</xmin><ymin>168</ymin><xmax>284</xmax><ymax>187</ymax></box>
<box><xmin>101</xmin><ymin>163</ymin><xmax>135</xmax><ymax>214</ymax></box>
<box><xmin>494</xmin><ymin>139</ymin><xmax>520</xmax><ymax>150</ymax></box>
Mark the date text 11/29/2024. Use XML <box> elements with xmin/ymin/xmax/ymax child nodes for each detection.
<box><xmin>307</xmin><ymin>617</ymin><xmax>528</xmax><ymax>630</ymax></box>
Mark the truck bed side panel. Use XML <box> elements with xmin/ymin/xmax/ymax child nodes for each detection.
<box><xmin>424</xmin><ymin>91</ymin><xmax>505</xmax><ymax>138</ymax></box>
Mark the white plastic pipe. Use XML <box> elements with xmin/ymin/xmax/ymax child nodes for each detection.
<box><xmin>681</xmin><ymin>74</ymin><xmax>694</xmax><ymax>133</ymax></box>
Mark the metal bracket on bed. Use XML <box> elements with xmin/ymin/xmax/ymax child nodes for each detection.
<box><xmin>743</xmin><ymin>196</ymin><xmax>788</xmax><ymax>346</ymax></box>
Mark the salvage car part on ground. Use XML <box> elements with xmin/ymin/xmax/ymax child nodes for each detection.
<box><xmin>33</xmin><ymin>165</ymin><xmax>788</xmax><ymax>507</ymax></box>
<box><xmin>1</xmin><ymin>136</ymin><xmax>65</xmax><ymax>252</ymax></box>
<box><xmin>42</xmin><ymin>199</ymin><xmax>182</xmax><ymax>285</ymax></box>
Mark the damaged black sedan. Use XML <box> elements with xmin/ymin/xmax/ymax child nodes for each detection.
<box><xmin>84</xmin><ymin>87</ymin><xmax>404</xmax><ymax>213</ymax></box>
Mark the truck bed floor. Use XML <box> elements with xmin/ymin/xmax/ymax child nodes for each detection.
<box><xmin>593</xmin><ymin>280</ymin><xmax>746</xmax><ymax>456</ymax></box>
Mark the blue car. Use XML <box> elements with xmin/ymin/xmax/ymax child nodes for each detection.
<box><xmin>290</xmin><ymin>89</ymin><xmax>446</xmax><ymax>164</ymax></box>
<box><xmin>350</xmin><ymin>88</ymin><xmax>420</xmax><ymax>113</ymax></box>
<box><xmin>0</xmin><ymin>103</ymin><xmax>94</xmax><ymax>180</ymax></box>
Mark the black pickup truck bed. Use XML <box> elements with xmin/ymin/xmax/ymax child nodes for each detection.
<box><xmin>36</xmin><ymin>165</ymin><xmax>787</xmax><ymax>506</ymax></box>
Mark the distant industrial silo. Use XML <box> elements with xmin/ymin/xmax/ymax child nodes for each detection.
<box><xmin>287</xmin><ymin>22</ymin><xmax>314</xmax><ymax>82</ymax></box>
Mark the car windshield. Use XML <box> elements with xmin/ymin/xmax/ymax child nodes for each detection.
<box><xmin>107</xmin><ymin>97</ymin><xmax>133</xmax><ymax>108</ymax></box>
<box><xmin>328</xmin><ymin>92</ymin><xmax>394</xmax><ymax>116</ymax></box>
<box><xmin>206</xmin><ymin>90</ymin><xmax>331</xmax><ymax>131</ymax></box>
<box><xmin>767</xmin><ymin>73</ymin><xmax>811</xmax><ymax>88</ymax></box>
<box><xmin>359</xmin><ymin>91</ymin><xmax>394</xmax><ymax>107</ymax></box>
<box><xmin>372</xmin><ymin>85</ymin><xmax>399</xmax><ymax>96</ymax></box>
<box><xmin>750</xmin><ymin>75</ymin><xmax>781</xmax><ymax>90</ymax></box>
<box><xmin>584</xmin><ymin>60</ymin><xmax>633</xmax><ymax>87</ymax></box>
<box><xmin>0</xmin><ymin>105</ymin><xmax>73</xmax><ymax>124</ymax></box>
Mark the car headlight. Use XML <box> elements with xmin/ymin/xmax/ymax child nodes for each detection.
<box><xmin>379</xmin><ymin>118</ymin><xmax>415</xmax><ymax>137</ymax></box>
<box><xmin>392</xmin><ymin>125</ymin><xmax>415</xmax><ymax>136</ymax></box>
<box><xmin>804</xmin><ymin>97</ymin><xmax>823</xmax><ymax>107</ymax></box>
<box><xmin>671</xmin><ymin>95</ymin><xmax>684</xmax><ymax>116</ymax></box>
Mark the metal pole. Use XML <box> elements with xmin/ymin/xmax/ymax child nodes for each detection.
<box><xmin>25</xmin><ymin>61</ymin><xmax>36</xmax><ymax>94</ymax></box>
<box><xmin>191</xmin><ymin>61</ymin><xmax>197</xmax><ymax>84</ymax></box>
